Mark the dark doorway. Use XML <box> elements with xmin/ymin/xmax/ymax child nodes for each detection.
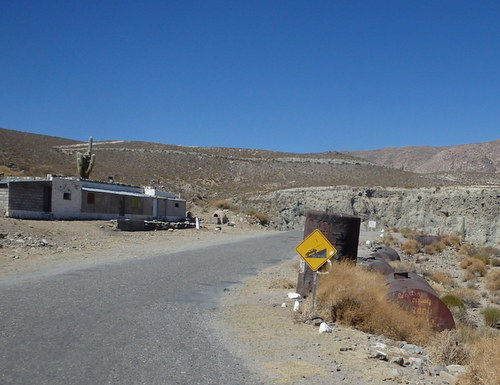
<box><xmin>42</xmin><ymin>186</ymin><xmax>52</xmax><ymax>212</ymax></box>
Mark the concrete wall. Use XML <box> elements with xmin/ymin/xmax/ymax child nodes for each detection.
<box><xmin>81</xmin><ymin>191</ymin><xmax>153</xmax><ymax>220</ymax></box>
<box><xmin>6</xmin><ymin>181</ymin><xmax>52</xmax><ymax>218</ymax></box>
<box><xmin>156</xmin><ymin>198</ymin><xmax>186</xmax><ymax>221</ymax></box>
<box><xmin>0</xmin><ymin>184</ymin><xmax>8</xmax><ymax>215</ymax></box>
<box><xmin>51</xmin><ymin>178</ymin><xmax>82</xmax><ymax>219</ymax></box>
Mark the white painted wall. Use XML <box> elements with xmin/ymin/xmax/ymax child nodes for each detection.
<box><xmin>51</xmin><ymin>178</ymin><xmax>82</xmax><ymax>218</ymax></box>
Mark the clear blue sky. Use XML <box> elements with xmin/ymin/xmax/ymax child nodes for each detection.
<box><xmin>1</xmin><ymin>1</ymin><xmax>499</xmax><ymax>152</ymax></box>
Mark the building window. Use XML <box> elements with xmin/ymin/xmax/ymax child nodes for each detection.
<box><xmin>63</xmin><ymin>192</ymin><xmax>71</xmax><ymax>200</ymax></box>
<box><xmin>174</xmin><ymin>203</ymin><xmax>179</xmax><ymax>208</ymax></box>
<box><xmin>87</xmin><ymin>193</ymin><xmax>95</xmax><ymax>204</ymax></box>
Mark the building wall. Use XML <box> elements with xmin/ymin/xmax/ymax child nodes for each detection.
<box><xmin>51</xmin><ymin>178</ymin><xmax>82</xmax><ymax>218</ymax></box>
<box><xmin>81</xmin><ymin>191</ymin><xmax>153</xmax><ymax>219</ymax></box>
<box><xmin>7</xmin><ymin>182</ymin><xmax>49</xmax><ymax>211</ymax></box>
<box><xmin>156</xmin><ymin>198</ymin><xmax>186</xmax><ymax>221</ymax></box>
<box><xmin>0</xmin><ymin>184</ymin><xmax>8</xmax><ymax>215</ymax></box>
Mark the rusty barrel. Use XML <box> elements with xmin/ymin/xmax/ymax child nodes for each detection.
<box><xmin>370</xmin><ymin>246</ymin><xmax>401</xmax><ymax>262</ymax></box>
<box><xmin>413</xmin><ymin>235</ymin><xmax>442</xmax><ymax>246</ymax></box>
<box><xmin>386</xmin><ymin>272</ymin><xmax>455</xmax><ymax>331</ymax></box>
<box><xmin>296</xmin><ymin>211</ymin><xmax>361</xmax><ymax>297</ymax></box>
<box><xmin>359</xmin><ymin>256</ymin><xmax>395</xmax><ymax>275</ymax></box>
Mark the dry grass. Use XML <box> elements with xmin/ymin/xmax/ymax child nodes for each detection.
<box><xmin>315</xmin><ymin>261</ymin><xmax>434</xmax><ymax>345</ymax></box>
<box><xmin>485</xmin><ymin>269</ymin><xmax>500</xmax><ymax>293</ymax></box>
<box><xmin>211</xmin><ymin>199</ymin><xmax>238</xmax><ymax>211</ymax></box>
<box><xmin>458</xmin><ymin>334</ymin><xmax>500</xmax><ymax>385</ymax></box>
<box><xmin>246</xmin><ymin>209</ymin><xmax>270</xmax><ymax>226</ymax></box>
<box><xmin>428</xmin><ymin>329</ymin><xmax>470</xmax><ymax>366</ymax></box>
<box><xmin>481</xmin><ymin>307</ymin><xmax>500</xmax><ymax>328</ymax></box>
<box><xmin>440</xmin><ymin>233</ymin><xmax>462</xmax><ymax>249</ymax></box>
<box><xmin>450</xmin><ymin>288</ymin><xmax>482</xmax><ymax>308</ymax></box>
<box><xmin>459</xmin><ymin>257</ymin><xmax>488</xmax><ymax>277</ymax></box>
<box><xmin>400</xmin><ymin>239</ymin><xmax>422</xmax><ymax>255</ymax></box>
<box><xmin>423</xmin><ymin>241</ymin><xmax>446</xmax><ymax>255</ymax></box>
<box><xmin>389</xmin><ymin>260</ymin><xmax>416</xmax><ymax>273</ymax></box>
<box><xmin>382</xmin><ymin>233</ymin><xmax>396</xmax><ymax>246</ymax></box>
<box><xmin>430</xmin><ymin>271</ymin><xmax>455</xmax><ymax>287</ymax></box>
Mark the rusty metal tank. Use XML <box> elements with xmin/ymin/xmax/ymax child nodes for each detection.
<box><xmin>296</xmin><ymin>211</ymin><xmax>361</xmax><ymax>297</ymax></box>
<box><xmin>386</xmin><ymin>272</ymin><xmax>455</xmax><ymax>331</ymax></box>
<box><xmin>370</xmin><ymin>246</ymin><xmax>401</xmax><ymax>262</ymax></box>
<box><xmin>413</xmin><ymin>235</ymin><xmax>442</xmax><ymax>246</ymax></box>
<box><xmin>359</xmin><ymin>256</ymin><xmax>395</xmax><ymax>275</ymax></box>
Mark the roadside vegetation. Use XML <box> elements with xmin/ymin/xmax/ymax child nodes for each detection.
<box><xmin>294</xmin><ymin>227</ymin><xmax>500</xmax><ymax>385</ymax></box>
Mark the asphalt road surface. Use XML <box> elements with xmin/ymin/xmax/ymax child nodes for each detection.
<box><xmin>0</xmin><ymin>231</ymin><xmax>302</xmax><ymax>385</ymax></box>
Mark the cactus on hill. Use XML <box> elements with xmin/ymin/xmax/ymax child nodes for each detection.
<box><xmin>76</xmin><ymin>137</ymin><xmax>96</xmax><ymax>179</ymax></box>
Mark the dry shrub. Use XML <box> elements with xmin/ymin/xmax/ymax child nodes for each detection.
<box><xmin>441</xmin><ymin>233</ymin><xmax>461</xmax><ymax>249</ymax></box>
<box><xmin>389</xmin><ymin>260</ymin><xmax>416</xmax><ymax>273</ymax></box>
<box><xmin>459</xmin><ymin>257</ymin><xmax>487</xmax><ymax>277</ymax></box>
<box><xmin>428</xmin><ymin>329</ymin><xmax>471</xmax><ymax>366</ymax></box>
<box><xmin>485</xmin><ymin>269</ymin><xmax>500</xmax><ymax>292</ymax></box>
<box><xmin>458</xmin><ymin>243</ymin><xmax>476</xmax><ymax>257</ymax></box>
<box><xmin>382</xmin><ymin>233</ymin><xmax>396</xmax><ymax>246</ymax></box>
<box><xmin>450</xmin><ymin>288</ymin><xmax>481</xmax><ymax>308</ymax></box>
<box><xmin>459</xmin><ymin>334</ymin><xmax>500</xmax><ymax>385</ymax></box>
<box><xmin>399</xmin><ymin>227</ymin><xmax>420</xmax><ymax>239</ymax></box>
<box><xmin>211</xmin><ymin>199</ymin><xmax>237</xmax><ymax>211</ymax></box>
<box><xmin>246</xmin><ymin>209</ymin><xmax>269</xmax><ymax>226</ymax></box>
<box><xmin>430</xmin><ymin>271</ymin><xmax>454</xmax><ymax>287</ymax></box>
<box><xmin>401</xmin><ymin>239</ymin><xmax>422</xmax><ymax>255</ymax></box>
<box><xmin>481</xmin><ymin>307</ymin><xmax>500</xmax><ymax>328</ymax></box>
<box><xmin>316</xmin><ymin>261</ymin><xmax>434</xmax><ymax>345</ymax></box>
<box><xmin>491</xmin><ymin>258</ymin><xmax>500</xmax><ymax>267</ymax></box>
<box><xmin>424</xmin><ymin>241</ymin><xmax>446</xmax><ymax>255</ymax></box>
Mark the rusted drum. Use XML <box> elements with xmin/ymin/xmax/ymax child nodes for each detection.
<box><xmin>386</xmin><ymin>272</ymin><xmax>455</xmax><ymax>331</ymax></box>
<box><xmin>359</xmin><ymin>256</ymin><xmax>395</xmax><ymax>275</ymax></box>
<box><xmin>296</xmin><ymin>211</ymin><xmax>361</xmax><ymax>297</ymax></box>
<box><xmin>370</xmin><ymin>246</ymin><xmax>401</xmax><ymax>262</ymax></box>
<box><xmin>413</xmin><ymin>235</ymin><xmax>441</xmax><ymax>246</ymax></box>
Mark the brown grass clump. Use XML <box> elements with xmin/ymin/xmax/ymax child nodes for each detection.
<box><xmin>211</xmin><ymin>199</ymin><xmax>238</xmax><ymax>211</ymax></box>
<box><xmin>382</xmin><ymin>233</ymin><xmax>396</xmax><ymax>246</ymax></box>
<box><xmin>316</xmin><ymin>261</ymin><xmax>434</xmax><ymax>345</ymax></box>
<box><xmin>399</xmin><ymin>228</ymin><xmax>421</xmax><ymax>239</ymax></box>
<box><xmin>246</xmin><ymin>209</ymin><xmax>269</xmax><ymax>226</ymax></box>
<box><xmin>485</xmin><ymin>269</ymin><xmax>500</xmax><ymax>293</ymax></box>
<box><xmin>440</xmin><ymin>233</ymin><xmax>461</xmax><ymax>249</ymax></box>
<box><xmin>459</xmin><ymin>334</ymin><xmax>500</xmax><ymax>385</ymax></box>
<box><xmin>423</xmin><ymin>241</ymin><xmax>446</xmax><ymax>255</ymax></box>
<box><xmin>401</xmin><ymin>239</ymin><xmax>422</xmax><ymax>255</ymax></box>
<box><xmin>459</xmin><ymin>257</ymin><xmax>487</xmax><ymax>277</ymax></box>
<box><xmin>450</xmin><ymin>288</ymin><xmax>481</xmax><ymax>308</ymax></box>
<box><xmin>430</xmin><ymin>271</ymin><xmax>454</xmax><ymax>287</ymax></box>
<box><xmin>428</xmin><ymin>329</ymin><xmax>470</xmax><ymax>366</ymax></box>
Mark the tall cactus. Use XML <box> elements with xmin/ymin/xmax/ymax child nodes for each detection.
<box><xmin>76</xmin><ymin>137</ymin><xmax>96</xmax><ymax>179</ymax></box>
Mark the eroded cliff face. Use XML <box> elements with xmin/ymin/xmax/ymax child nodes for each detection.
<box><xmin>248</xmin><ymin>186</ymin><xmax>500</xmax><ymax>245</ymax></box>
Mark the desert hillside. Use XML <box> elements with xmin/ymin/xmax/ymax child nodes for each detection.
<box><xmin>345</xmin><ymin>140</ymin><xmax>500</xmax><ymax>174</ymax></box>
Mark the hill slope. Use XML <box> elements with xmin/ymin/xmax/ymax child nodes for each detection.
<box><xmin>345</xmin><ymin>140</ymin><xmax>500</xmax><ymax>173</ymax></box>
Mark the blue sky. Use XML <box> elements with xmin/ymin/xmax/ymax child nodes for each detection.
<box><xmin>1</xmin><ymin>1</ymin><xmax>499</xmax><ymax>152</ymax></box>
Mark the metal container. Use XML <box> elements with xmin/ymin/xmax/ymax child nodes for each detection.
<box><xmin>386</xmin><ymin>272</ymin><xmax>455</xmax><ymax>331</ymax></box>
<box><xmin>359</xmin><ymin>256</ymin><xmax>395</xmax><ymax>275</ymax></box>
<box><xmin>413</xmin><ymin>235</ymin><xmax>442</xmax><ymax>246</ymax></box>
<box><xmin>296</xmin><ymin>211</ymin><xmax>361</xmax><ymax>296</ymax></box>
<box><xmin>370</xmin><ymin>246</ymin><xmax>401</xmax><ymax>262</ymax></box>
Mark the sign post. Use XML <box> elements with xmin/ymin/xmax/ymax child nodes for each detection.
<box><xmin>295</xmin><ymin>229</ymin><xmax>337</xmax><ymax>316</ymax></box>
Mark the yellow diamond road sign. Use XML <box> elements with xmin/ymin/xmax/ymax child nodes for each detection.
<box><xmin>295</xmin><ymin>229</ymin><xmax>338</xmax><ymax>272</ymax></box>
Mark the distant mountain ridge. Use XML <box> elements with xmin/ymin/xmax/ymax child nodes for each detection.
<box><xmin>1</xmin><ymin>128</ymin><xmax>499</xmax><ymax>202</ymax></box>
<box><xmin>344</xmin><ymin>140</ymin><xmax>500</xmax><ymax>173</ymax></box>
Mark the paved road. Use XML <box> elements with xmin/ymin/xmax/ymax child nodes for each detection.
<box><xmin>0</xmin><ymin>231</ymin><xmax>302</xmax><ymax>385</ymax></box>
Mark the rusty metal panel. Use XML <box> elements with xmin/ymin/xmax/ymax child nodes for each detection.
<box><xmin>370</xmin><ymin>246</ymin><xmax>401</xmax><ymax>262</ymax></box>
<box><xmin>296</xmin><ymin>211</ymin><xmax>361</xmax><ymax>297</ymax></box>
<box><xmin>386</xmin><ymin>273</ymin><xmax>455</xmax><ymax>331</ymax></box>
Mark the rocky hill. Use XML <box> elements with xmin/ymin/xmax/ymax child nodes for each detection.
<box><xmin>345</xmin><ymin>140</ymin><xmax>500</xmax><ymax>173</ymax></box>
<box><xmin>1</xmin><ymin>127</ymin><xmax>499</xmax><ymax>244</ymax></box>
